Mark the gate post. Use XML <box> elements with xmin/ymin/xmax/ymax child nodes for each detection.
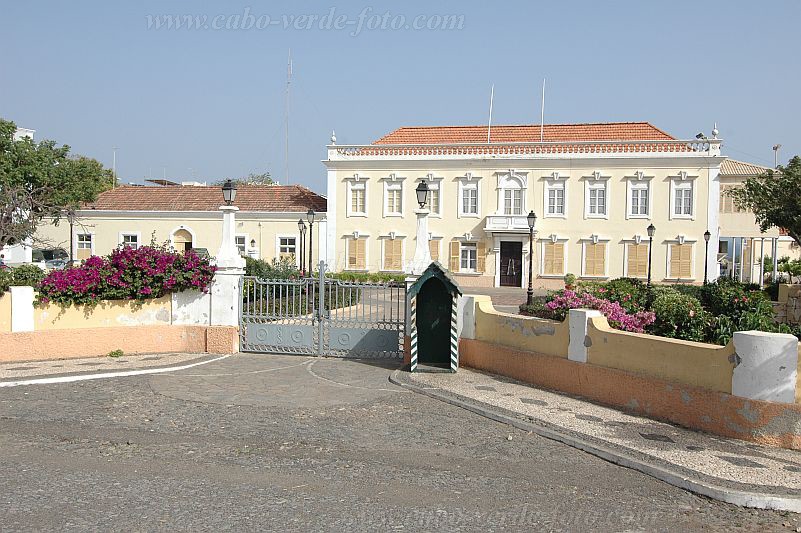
<box><xmin>317</xmin><ymin>260</ymin><xmax>326</xmax><ymax>355</ymax></box>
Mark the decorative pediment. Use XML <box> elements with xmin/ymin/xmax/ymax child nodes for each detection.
<box><xmin>543</xmin><ymin>171</ymin><xmax>568</xmax><ymax>181</ymax></box>
<box><xmin>459</xmin><ymin>171</ymin><xmax>481</xmax><ymax>183</ymax></box>
<box><xmin>352</xmin><ymin>231</ymin><xmax>360</xmax><ymax>239</ymax></box>
<box><xmin>389</xmin><ymin>231</ymin><xmax>396</xmax><ymax>240</ymax></box>
<box><xmin>586</xmin><ymin>170</ymin><xmax>611</xmax><ymax>181</ymax></box>
<box><xmin>627</xmin><ymin>170</ymin><xmax>654</xmax><ymax>181</ymax></box>
<box><xmin>634</xmin><ymin>234</ymin><xmax>642</xmax><ymax>245</ymax></box>
<box><xmin>677</xmin><ymin>234</ymin><xmax>686</xmax><ymax>245</ymax></box>
<box><xmin>382</xmin><ymin>173</ymin><xmax>406</xmax><ymax>182</ymax></box>
<box><xmin>670</xmin><ymin>171</ymin><xmax>698</xmax><ymax>181</ymax></box>
<box><xmin>549</xmin><ymin>234</ymin><xmax>559</xmax><ymax>243</ymax></box>
<box><xmin>590</xmin><ymin>234</ymin><xmax>600</xmax><ymax>245</ymax></box>
<box><xmin>347</xmin><ymin>173</ymin><xmax>369</xmax><ymax>182</ymax></box>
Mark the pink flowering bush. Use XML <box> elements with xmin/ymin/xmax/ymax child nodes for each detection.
<box><xmin>37</xmin><ymin>245</ymin><xmax>216</xmax><ymax>306</ymax></box>
<box><xmin>543</xmin><ymin>289</ymin><xmax>656</xmax><ymax>333</ymax></box>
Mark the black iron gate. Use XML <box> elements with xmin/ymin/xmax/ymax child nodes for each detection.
<box><xmin>240</xmin><ymin>265</ymin><xmax>406</xmax><ymax>358</ymax></box>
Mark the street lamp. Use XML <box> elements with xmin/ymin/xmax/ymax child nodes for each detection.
<box><xmin>297</xmin><ymin>219</ymin><xmax>306</xmax><ymax>276</ymax></box>
<box><xmin>703</xmin><ymin>230</ymin><xmax>711</xmax><ymax>284</ymax></box>
<box><xmin>415</xmin><ymin>180</ymin><xmax>430</xmax><ymax>208</ymax></box>
<box><xmin>306</xmin><ymin>209</ymin><xmax>316</xmax><ymax>275</ymax></box>
<box><xmin>526</xmin><ymin>211</ymin><xmax>537</xmax><ymax>306</ymax></box>
<box><xmin>646</xmin><ymin>224</ymin><xmax>656</xmax><ymax>289</ymax></box>
<box><xmin>221</xmin><ymin>179</ymin><xmax>237</xmax><ymax>206</ymax></box>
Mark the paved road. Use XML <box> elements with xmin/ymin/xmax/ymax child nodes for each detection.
<box><xmin>0</xmin><ymin>354</ymin><xmax>796</xmax><ymax>531</ymax></box>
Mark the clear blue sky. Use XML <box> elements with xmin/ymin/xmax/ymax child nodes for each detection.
<box><xmin>2</xmin><ymin>1</ymin><xmax>799</xmax><ymax>192</ymax></box>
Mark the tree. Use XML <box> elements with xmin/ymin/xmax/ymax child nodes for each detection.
<box><xmin>213</xmin><ymin>172</ymin><xmax>274</xmax><ymax>186</ymax></box>
<box><xmin>730</xmin><ymin>156</ymin><xmax>801</xmax><ymax>248</ymax></box>
<box><xmin>0</xmin><ymin>118</ymin><xmax>112</xmax><ymax>248</ymax></box>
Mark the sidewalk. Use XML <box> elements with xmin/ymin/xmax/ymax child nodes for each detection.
<box><xmin>391</xmin><ymin>366</ymin><xmax>801</xmax><ymax>513</ymax></box>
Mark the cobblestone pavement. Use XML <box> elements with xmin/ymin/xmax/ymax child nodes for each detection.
<box><xmin>0</xmin><ymin>353</ymin><xmax>798</xmax><ymax>531</ymax></box>
<box><xmin>402</xmin><ymin>368</ymin><xmax>801</xmax><ymax>499</ymax></box>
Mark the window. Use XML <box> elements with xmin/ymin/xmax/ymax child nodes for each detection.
<box><xmin>121</xmin><ymin>233</ymin><xmax>139</xmax><ymax>250</ymax></box>
<box><xmin>630</xmin><ymin>184</ymin><xmax>649</xmax><ymax>216</ymax></box>
<box><xmin>674</xmin><ymin>186</ymin><xmax>692</xmax><ymax>216</ymax></box>
<box><xmin>626</xmin><ymin>243</ymin><xmax>649</xmax><ymax>278</ymax></box>
<box><xmin>669</xmin><ymin>243</ymin><xmax>693</xmax><ymax>279</ymax></box>
<box><xmin>583</xmin><ymin>242</ymin><xmax>607</xmax><ymax>277</ymax></box>
<box><xmin>720</xmin><ymin>185</ymin><xmax>743</xmax><ymax>213</ymax></box>
<box><xmin>77</xmin><ymin>233</ymin><xmax>92</xmax><ymax>260</ymax></box>
<box><xmin>350</xmin><ymin>185</ymin><xmax>366</xmax><ymax>215</ymax></box>
<box><xmin>503</xmin><ymin>189</ymin><xmax>523</xmax><ymax>215</ymax></box>
<box><xmin>386</xmin><ymin>188</ymin><xmax>402</xmax><ymax>215</ymax></box>
<box><xmin>279</xmin><ymin>237</ymin><xmax>296</xmax><ymax>258</ymax></box>
<box><xmin>426</xmin><ymin>185</ymin><xmax>440</xmax><ymax>215</ymax></box>
<box><xmin>235</xmin><ymin>236</ymin><xmax>247</xmax><ymax>255</ymax></box>
<box><xmin>428</xmin><ymin>239</ymin><xmax>440</xmax><ymax>261</ymax></box>
<box><xmin>449</xmin><ymin>241</ymin><xmax>485</xmax><ymax>273</ymax></box>
<box><xmin>347</xmin><ymin>238</ymin><xmax>366</xmax><ymax>270</ymax></box>
<box><xmin>542</xmin><ymin>241</ymin><xmax>565</xmax><ymax>276</ymax></box>
<box><xmin>547</xmin><ymin>184</ymin><xmax>565</xmax><ymax>216</ymax></box>
<box><xmin>462</xmin><ymin>186</ymin><xmax>478</xmax><ymax>215</ymax></box>
<box><xmin>460</xmin><ymin>243</ymin><xmax>477</xmax><ymax>271</ymax></box>
<box><xmin>586</xmin><ymin>182</ymin><xmax>607</xmax><ymax>217</ymax></box>
<box><xmin>383</xmin><ymin>239</ymin><xmax>403</xmax><ymax>271</ymax></box>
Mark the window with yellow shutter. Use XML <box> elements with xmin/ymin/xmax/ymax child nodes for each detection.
<box><xmin>626</xmin><ymin>243</ymin><xmax>649</xmax><ymax>278</ymax></box>
<box><xmin>669</xmin><ymin>243</ymin><xmax>693</xmax><ymax>279</ymax></box>
<box><xmin>583</xmin><ymin>242</ymin><xmax>607</xmax><ymax>277</ymax></box>
<box><xmin>347</xmin><ymin>238</ymin><xmax>366</xmax><ymax>270</ymax></box>
<box><xmin>428</xmin><ymin>239</ymin><xmax>439</xmax><ymax>262</ymax></box>
<box><xmin>449</xmin><ymin>241</ymin><xmax>460</xmax><ymax>272</ymax></box>
<box><xmin>383</xmin><ymin>239</ymin><xmax>402</xmax><ymax>271</ymax></box>
<box><xmin>542</xmin><ymin>241</ymin><xmax>565</xmax><ymax>276</ymax></box>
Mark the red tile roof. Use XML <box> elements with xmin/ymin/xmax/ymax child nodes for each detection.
<box><xmin>83</xmin><ymin>185</ymin><xmax>327</xmax><ymax>213</ymax></box>
<box><xmin>719</xmin><ymin>159</ymin><xmax>772</xmax><ymax>176</ymax></box>
<box><xmin>373</xmin><ymin>122</ymin><xmax>675</xmax><ymax>145</ymax></box>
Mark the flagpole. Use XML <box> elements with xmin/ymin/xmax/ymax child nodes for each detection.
<box><xmin>487</xmin><ymin>84</ymin><xmax>494</xmax><ymax>143</ymax></box>
<box><xmin>540</xmin><ymin>78</ymin><xmax>546</xmax><ymax>142</ymax></box>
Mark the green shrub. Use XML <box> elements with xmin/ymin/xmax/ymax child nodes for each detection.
<box><xmin>764</xmin><ymin>280</ymin><xmax>780</xmax><ymax>301</ymax></box>
<box><xmin>648</xmin><ymin>290</ymin><xmax>707</xmax><ymax>342</ymax></box>
<box><xmin>328</xmin><ymin>271</ymin><xmax>406</xmax><ymax>284</ymax></box>
<box><xmin>580</xmin><ymin>277</ymin><xmax>648</xmax><ymax>314</ymax></box>
<box><xmin>672</xmin><ymin>283</ymin><xmax>704</xmax><ymax>301</ymax></box>
<box><xmin>245</xmin><ymin>256</ymin><xmax>301</xmax><ymax>280</ymax></box>
<box><xmin>563</xmin><ymin>273</ymin><xmax>577</xmax><ymax>289</ymax></box>
<box><xmin>0</xmin><ymin>264</ymin><xmax>45</xmax><ymax>296</ymax></box>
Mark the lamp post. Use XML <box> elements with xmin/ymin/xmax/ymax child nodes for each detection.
<box><xmin>646</xmin><ymin>224</ymin><xmax>656</xmax><ymax>288</ymax></box>
<box><xmin>298</xmin><ymin>219</ymin><xmax>306</xmax><ymax>277</ymax></box>
<box><xmin>703</xmin><ymin>230</ymin><xmax>711</xmax><ymax>284</ymax></box>
<box><xmin>212</xmin><ymin>179</ymin><xmax>245</xmax><ymax>327</ymax></box>
<box><xmin>408</xmin><ymin>180</ymin><xmax>432</xmax><ymax>275</ymax></box>
<box><xmin>306</xmin><ymin>209</ymin><xmax>316</xmax><ymax>275</ymax></box>
<box><xmin>526</xmin><ymin>210</ymin><xmax>537</xmax><ymax>306</ymax></box>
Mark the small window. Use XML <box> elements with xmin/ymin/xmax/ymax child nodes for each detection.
<box><xmin>279</xmin><ymin>237</ymin><xmax>296</xmax><ymax>258</ymax></box>
<box><xmin>583</xmin><ymin>242</ymin><xmax>606</xmax><ymax>277</ymax></box>
<box><xmin>542</xmin><ymin>241</ymin><xmax>565</xmax><ymax>276</ymax></box>
<box><xmin>460</xmin><ymin>243</ymin><xmax>477</xmax><ymax>272</ymax></box>
<box><xmin>547</xmin><ymin>185</ymin><xmax>565</xmax><ymax>215</ymax></box>
<box><xmin>77</xmin><ymin>234</ymin><xmax>92</xmax><ymax>249</ymax></box>
<box><xmin>461</xmin><ymin>186</ymin><xmax>478</xmax><ymax>215</ymax></box>
<box><xmin>503</xmin><ymin>189</ymin><xmax>523</xmax><ymax>215</ymax></box>
<box><xmin>674</xmin><ymin>183</ymin><xmax>693</xmax><ymax>216</ymax></box>
<box><xmin>121</xmin><ymin>234</ymin><xmax>139</xmax><ymax>250</ymax></box>
<box><xmin>386</xmin><ymin>188</ymin><xmax>402</xmax><ymax>215</ymax></box>
<box><xmin>626</xmin><ymin>243</ymin><xmax>649</xmax><ymax>278</ymax></box>
<box><xmin>426</xmin><ymin>186</ymin><xmax>440</xmax><ymax>215</ymax></box>
<box><xmin>350</xmin><ymin>184</ymin><xmax>366</xmax><ymax>215</ymax></box>
<box><xmin>630</xmin><ymin>185</ymin><xmax>649</xmax><ymax>216</ymax></box>
<box><xmin>235</xmin><ymin>236</ymin><xmax>247</xmax><ymax>256</ymax></box>
<box><xmin>669</xmin><ymin>243</ymin><xmax>693</xmax><ymax>279</ymax></box>
<box><xmin>383</xmin><ymin>239</ymin><xmax>402</xmax><ymax>271</ymax></box>
<box><xmin>587</xmin><ymin>184</ymin><xmax>606</xmax><ymax>216</ymax></box>
<box><xmin>347</xmin><ymin>238</ymin><xmax>366</xmax><ymax>270</ymax></box>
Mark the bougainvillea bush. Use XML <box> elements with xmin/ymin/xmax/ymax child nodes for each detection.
<box><xmin>37</xmin><ymin>245</ymin><xmax>216</xmax><ymax>306</ymax></box>
<box><xmin>541</xmin><ymin>289</ymin><xmax>656</xmax><ymax>333</ymax></box>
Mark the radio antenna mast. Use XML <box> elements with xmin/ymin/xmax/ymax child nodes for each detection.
<box><xmin>285</xmin><ymin>49</ymin><xmax>292</xmax><ymax>183</ymax></box>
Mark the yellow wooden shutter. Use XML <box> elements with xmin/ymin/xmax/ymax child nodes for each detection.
<box><xmin>627</xmin><ymin>243</ymin><xmax>648</xmax><ymax>278</ymax></box>
<box><xmin>669</xmin><ymin>243</ymin><xmax>692</xmax><ymax>279</ymax></box>
<box><xmin>384</xmin><ymin>239</ymin><xmax>401</xmax><ymax>270</ymax></box>
<box><xmin>348</xmin><ymin>238</ymin><xmax>357</xmax><ymax>269</ymax></box>
<box><xmin>449</xmin><ymin>241</ymin><xmax>460</xmax><ymax>272</ymax></box>
<box><xmin>544</xmin><ymin>242</ymin><xmax>563</xmax><ymax>276</ymax></box>
<box><xmin>669</xmin><ymin>244</ymin><xmax>680</xmax><ymax>278</ymax></box>
<box><xmin>428</xmin><ymin>239</ymin><xmax>439</xmax><ymax>261</ymax></box>
<box><xmin>585</xmin><ymin>243</ymin><xmax>605</xmax><ymax>276</ymax></box>
<box><xmin>356</xmin><ymin>239</ymin><xmax>366</xmax><ymax>269</ymax></box>
<box><xmin>680</xmin><ymin>244</ymin><xmax>692</xmax><ymax>278</ymax></box>
<box><xmin>476</xmin><ymin>241</ymin><xmax>486</xmax><ymax>273</ymax></box>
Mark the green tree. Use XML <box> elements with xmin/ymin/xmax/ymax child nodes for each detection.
<box><xmin>0</xmin><ymin>118</ymin><xmax>112</xmax><ymax>248</ymax></box>
<box><xmin>213</xmin><ymin>172</ymin><xmax>274</xmax><ymax>186</ymax></box>
<box><xmin>730</xmin><ymin>156</ymin><xmax>801</xmax><ymax>247</ymax></box>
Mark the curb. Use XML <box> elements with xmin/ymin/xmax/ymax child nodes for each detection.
<box><xmin>389</xmin><ymin>369</ymin><xmax>801</xmax><ymax>513</ymax></box>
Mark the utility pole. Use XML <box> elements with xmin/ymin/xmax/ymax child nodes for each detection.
<box><xmin>285</xmin><ymin>49</ymin><xmax>292</xmax><ymax>183</ymax></box>
<box><xmin>773</xmin><ymin>144</ymin><xmax>782</xmax><ymax>168</ymax></box>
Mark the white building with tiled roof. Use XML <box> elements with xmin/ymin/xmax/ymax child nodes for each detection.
<box><xmin>324</xmin><ymin>121</ymin><xmax>724</xmax><ymax>288</ymax></box>
<box><xmin>35</xmin><ymin>183</ymin><xmax>328</xmax><ymax>268</ymax></box>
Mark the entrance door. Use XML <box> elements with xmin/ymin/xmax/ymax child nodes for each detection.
<box><xmin>416</xmin><ymin>278</ymin><xmax>451</xmax><ymax>367</ymax></box>
<box><xmin>500</xmin><ymin>241</ymin><xmax>523</xmax><ymax>287</ymax></box>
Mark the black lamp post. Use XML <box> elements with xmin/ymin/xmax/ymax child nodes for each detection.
<box><xmin>298</xmin><ymin>219</ymin><xmax>306</xmax><ymax>276</ymax></box>
<box><xmin>416</xmin><ymin>179</ymin><xmax>430</xmax><ymax>209</ymax></box>
<box><xmin>221</xmin><ymin>179</ymin><xmax>237</xmax><ymax>205</ymax></box>
<box><xmin>526</xmin><ymin>210</ymin><xmax>537</xmax><ymax>306</ymax></box>
<box><xmin>703</xmin><ymin>230</ymin><xmax>711</xmax><ymax>284</ymax></box>
<box><xmin>306</xmin><ymin>209</ymin><xmax>316</xmax><ymax>275</ymax></box>
<box><xmin>646</xmin><ymin>223</ymin><xmax>656</xmax><ymax>288</ymax></box>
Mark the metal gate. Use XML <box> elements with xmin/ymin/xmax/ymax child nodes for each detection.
<box><xmin>240</xmin><ymin>265</ymin><xmax>406</xmax><ymax>358</ymax></box>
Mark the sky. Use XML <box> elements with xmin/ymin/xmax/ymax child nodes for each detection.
<box><xmin>2</xmin><ymin>1</ymin><xmax>799</xmax><ymax>192</ymax></box>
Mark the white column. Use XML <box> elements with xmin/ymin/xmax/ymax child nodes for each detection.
<box><xmin>732</xmin><ymin>331</ymin><xmax>798</xmax><ymax>404</ymax></box>
<box><xmin>706</xmin><ymin>161</ymin><xmax>721</xmax><ymax>282</ymax></box>
<box><xmin>773</xmin><ymin>238</ymin><xmax>779</xmax><ymax>281</ymax></box>
<box><xmin>407</xmin><ymin>208</ymin><xmax>432</xmax><ymax>275</ymax></box>
<box><xmin>10</xmin><ymin>286</ymin><xmax>35</xmax><ymax>332</ymax></box>
<box><xmin>568</xmin><ymin>308</ymin><xmax>602</xmax><ymax>363</ymax></box>
<box><xmin>759</xmin><ymin>237</ymin><xmax>765</xmax><ymax>288</ymax></box>
<box><xmin>211</xmin><ymin>206</ymin><xmax>246</xmax><ymax>327</ymax></box>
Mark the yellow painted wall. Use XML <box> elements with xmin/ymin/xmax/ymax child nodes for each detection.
<box><xmin>0</xmin><ymin>293</ymin><xmax>10</xmax><ymax>333</ymax></box>
<box><xmin>331</xmin><ymin>163</ymin><xmax>714</xmax><ymax>285</ymax></box>
<box><xmin>586</xmin><ymin>316</ymin><xmax>735</xmax><ymax>393</ymax></box>
<box><xmin>34</xmin><ymin>296</ymin><xmax>172</xmax><ymax>331</ymax></box>
<box><xmin>473</xmin><ymin>297</ymin><xmax>569</xmax><ymax>358</ymax></box>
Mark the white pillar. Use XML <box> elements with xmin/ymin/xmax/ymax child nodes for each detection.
<box><xmin>772</xmin><ymin>238</ymin><xmax>779</xmax><ymax>281</ymax></box>
<box><xmin>407</xmin><ymin>208</ymin><xmax>432</xmax><ymax>275</ymax></box>
<box><xmin>732</xmin><ymin>331</ymin><xmax>798</xmax><ymax>404</ymax></box>
<box><xmin>758</xmin><ymin>237</ymin><xmax>765</xmax><ymax>288</ymax></box>
<box><xmin>10</xmin><ymin>286</ymin><xmax>35</xmax><ymax>332</ymax></box>
<box><xmin>568</xmin><ymin>308</ymin><xmax>602</xmax><ymax>363</ymax></box>
<box><xmin>211</xmin><ymin>206</ymin><xmax>246</xmax><ymax>327</ymax></box>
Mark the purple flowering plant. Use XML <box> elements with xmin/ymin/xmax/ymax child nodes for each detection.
<box><xmin>37</xmin><ymin>244</ymin><xmax>216</xmax><ymax>306</ymax></box>
<box><xmin>543</xmin><ymin>289</ymin><xmax>656</xmax><ymax>333</ymax></box>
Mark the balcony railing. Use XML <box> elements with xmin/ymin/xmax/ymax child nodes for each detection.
<box><xmin>327</xmin><ymin>139</ymin><xmax>721</xmax><ymax>160</ymax></box>
<box><xmin>484</xmin><ymin>214</ymin><xmax>530</xmax><ymax>232</ymax></box>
